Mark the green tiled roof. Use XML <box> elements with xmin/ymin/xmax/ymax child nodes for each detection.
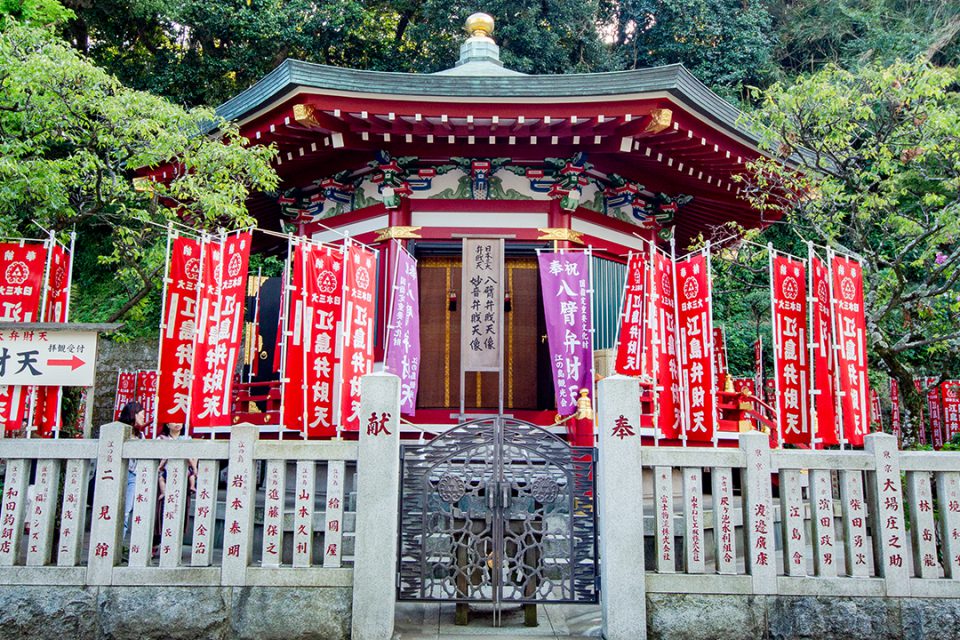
<box><xmin>216</xmin><ymin>59</ymin><xmax>758</xmax><ymax>147</ymax></box>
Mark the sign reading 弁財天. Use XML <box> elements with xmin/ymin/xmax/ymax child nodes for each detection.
<box><xmin>0</xmin><ymin>327</ymin><xmax>98</xmax><ymax>387</ymax></box>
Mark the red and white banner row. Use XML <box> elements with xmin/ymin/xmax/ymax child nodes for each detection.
<box><xmin>613</xmin><ymin>243</ymin><xmax>872</xmax><ymax>448</ymax></box>
<box><xmin>280</xmin><ymin>239</ymin><xmax>376</xmax><ymax>437</ymax></box>
<box><xmin>614</xmin><ymin>245</ymin><xmax>714</xmax><ymax>444</ymax></box>
<box><xmin>0</xmin><ymin>238</ymin><xmax>74</xmax><ymax>436</ymax></box>
<box><xmin>156</xmin><ymin>232</ymin><xmax>251</xmax><ymax>432</ymax></box>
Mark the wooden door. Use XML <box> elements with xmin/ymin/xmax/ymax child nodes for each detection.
<box><xmin>417</xmin><ymin>256</ymin><xmax>542</xmax><ymax>411</ymax></box>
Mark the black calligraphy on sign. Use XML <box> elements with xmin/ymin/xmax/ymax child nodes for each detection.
<box><xmin>460</xmin><ymin>239</ymin><xmax>502</xmax><ymax>371</ymax></box>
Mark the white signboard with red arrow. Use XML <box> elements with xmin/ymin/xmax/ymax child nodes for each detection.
<box><xmin>0</xmin><ymin>327</ymin><xmax>98</xmax><ymax>387</ymax></box>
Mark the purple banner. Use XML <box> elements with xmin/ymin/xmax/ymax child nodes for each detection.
<box><xmin>384</xmin><ymin>247</ymin><xmax>421</xmax><ymax>414</ymax></box>
<box><xmin>539</xmin><ymin>251</ymin><xmax>593</xmax><ymax>414</ymax></box>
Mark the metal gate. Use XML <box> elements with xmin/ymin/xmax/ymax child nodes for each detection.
<box><xmin>397</xmin><ymin>417</ymin><xmax>598</xmax><ymax>618</ymax></box>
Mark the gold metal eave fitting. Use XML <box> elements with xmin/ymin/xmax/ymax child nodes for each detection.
<box><xmin>645</xmin><ymin>108</ymin><xmax>673</xmax><ymax>135</ymax></box>
<box><xmin>537</xmin><ymin>228</ymin><xmax>585</xmax><ymax>244</ymax></box>
<box><xmin>374</xmin><ymin>226</ymin><xmax>422</xmax><ymax>242</ymax></box>
<box><xmin>292</xmin><ymin>103</ymin><xmax>321</xmax><ymax>128</ymax></box>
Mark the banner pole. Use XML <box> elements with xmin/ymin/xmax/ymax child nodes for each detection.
<box><xmin>247</xmin><ymin>267</ymin><xmax>262</xmax><ymax>386</ymax></box>
<box><xmin>182</xmin><ymin>232</ymin><xmax>208</xmax><ymax>438</ymax></box>
<box><xmin>336</xmin><ymin>237</ymin><xmax>350</xmax><ymax>441</ymax></box>
<box><xmin>53</xmin><ymin>231</ymin><xmax>75</xmax><ymax>438</ymax></box>
<box><xmin>277</xmin><ymin>234</ymin><xmax>295</xmax><ymax>442</ymax></box>
<box><xmin>706</xmin><ymin>241</ymin><xmax>718</xmax><ymax>449</ymax></box>
<box><xmin>650</xmin><ymin>240</ymin><xmax>661</xmax><ymax>447</ymax></box>
<box><xmin>826</xmin><ymin>247</ymin><xmax>846</xmax><ymax>451</ymax></box>
<box><xmin>587</xmin><ymin>247</ymin><xmax>596</xmax><ymax>439</ymax></box>
<box><xmin>300</xmin><ymin>240</ymin><xmax>310</xmax><ymax>439</ymax></box>
<box><xmin>25</xmin><ymin>234</ymin><xmax>55</xmax><ymax>439</ymax></box>
<box><xmin>670</xmin><ymin>236</ymin><xmax>687</xmax><ymax>448</ymax></box>
<box><xmin>153</xmin><ymin>224</ymin><xmax>175</xmax><ymax>439</ymax></box>
<box><xmin>459</xmin><ymin>239</ymin><xmax>466</xmax><ymax>421</ymax></box>
<box><xmin>611</xmin><ymin>251</ymin><xmax>631</xmax><ymax>368</ymax></box>
<box><xmin>768</xmin><ymin>244</ymin><xmax>780</xmax><ymax>449</ymax></box>
<box><xmin>807</xmin><ymin>241</ymin><xmax>817</xmax><ymax>451</ymax></box>
<box><xmin>499</xmin><ymin>238</ymin><xmax>506</xmax><ymax>417</ymax></box>
<box><xmin>383</xmin><ymin>240</ymin><xmax>402</xmax><ymax>372</ymax></box>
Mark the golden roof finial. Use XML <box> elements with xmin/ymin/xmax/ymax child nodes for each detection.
<box><xmin>465</xmin><ymin>12</ymin><xmax>495</xmax><ymax>39</ymax></box>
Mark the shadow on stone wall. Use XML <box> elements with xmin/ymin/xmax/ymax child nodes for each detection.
<box><xmin>93</xmin><ymin>336</ymin><xmax>158</xmax><ymax>434</ymax></box>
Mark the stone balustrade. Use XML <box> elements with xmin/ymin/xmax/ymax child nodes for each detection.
<box><xmin>0</xmin><ymin>372</ymin><xmax>401</xmax><ymax>640</ymax></box>
<box><xmin>598</xmin><ymin>374</ymin><xmax>960</xmax><ymax>640</ymax></box>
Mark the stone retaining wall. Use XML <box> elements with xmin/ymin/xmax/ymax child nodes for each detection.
<box><xmin>646</xmin><ymin>594</ymin><xmax>960</xmax><ymax>640</ymax></box>
<box><xmin>0</xmin><ymin>585</ymin><xmax>351</xmax><ymax>640</ymax></box>
<box><xmin>92</xmin><ymin>336</ymin><xmax>158</xmax><ymax>431</ymax></box>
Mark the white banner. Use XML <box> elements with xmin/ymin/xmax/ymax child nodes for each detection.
<box><xmin>460</xmin><ymin>238</ymin><xmax>503</xmax><ymax>372</ymax></box>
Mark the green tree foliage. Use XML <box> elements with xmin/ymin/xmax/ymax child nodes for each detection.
<box><xmin>768</xmin><ymin>0</ymin><xmax>960</xmax><ymax>75</ymax></box>
<box><xmin>733</xmin><ymin>59</ymin><xmax>960</xmax><ymax>439</ymax></box>
<box><xmin>0</xmin><ymin>7</ymin><xmax>278</xmax><ymax>332</ymax></box>
<box><xmin>64</xmin><ymin>0</ymin><xmax>618</xmax><ymax>108</ymax></box>
<box><xmin>605</xmin><ymin>0</ymin><xmax>777</xmax><ymax>101</ymax></box>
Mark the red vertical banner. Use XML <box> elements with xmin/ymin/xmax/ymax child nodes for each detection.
<box><xmin>889</xmin><ymin>379</ymin><xmax>901</xmax><ymax>446</ymax></box>
<box><xmin>0</xmin><ymin>242</ymin><xmax>46</xmax><ymax>321</ymax></box>
<box><xmin>282</xmin><ymin>242</ymin><xmax>344</xmax><ymax>437</ymax></box>
<box><xmin>870</xmin><ymin>389</ymin><xmax>883</xmax><ymax>432</ymax></box>
<box><xmin>653</xmin><ymin>250</ymin><xmax>681</xmax><ymax>439</ymax></box>
<box><xmin>614</xmin><ymin>251</ymin><xmax>647</xmax><ymax>376</ymax></box>
<box><xmin>927</xmin><ymin>378</ymin><xmax>944</xmax><ymax>450</ymax></box>
<box><xmin>713</xmin><ymin>326</ymin><xmax>728</xmax><ymax>389</ymax></box>
<box><xmin>675</xmin><ymin>251</ymin><xmax>715</xmax><ymax>444</ymax></box>
<box><xmin>191</xmin><ymin>232</ymin><xmax>251</xmax><ymax>430</ymax></box>
<box><xmin>43</xmin><ymin>243</ymin><xmax>70</xmax><ymax>323</ymax></box>
<box><xmin>135</xmin><ymin>370</ymin><xmax>158</xmax><ymax>437</ymax></box>
<box><xmin>810</xmin><ymin>255</ymin><xmax>838</xmax><ymax>446</ymax></box>
<box><xmin>831</xmin><ymin>254</ymin><xmax>870</xmax><ymax>446</ymax></box>
<box><xmin>188</xmin><ymin>237</ymin><xmax>224</xmax><ymax>429</ymax></box>
<box><xmin>114</xmin><ymin>371</ymin><xmax>137</xmax><ymax>420</ymax></box>
<box><xmin>339</xmin><ymin>242</ymin><xmax>376</xmax><ymax>432</ymax></box>
<box><xmin>941</xmin><ymin>381</ymin><xmax>960</xmax><ymax>442</ymax></box>
<box><xmin>30</xmin><ymin>387</ymin><xmax>57</xmax><ymax>437</ymax></box>
<box><xmin>156</xmin><ymin>235</ymin><xmax>202</xmax><ymax>426</ymax></box>
<box><xmin>0</xmin><ymin>241</ymin><xmax>47</xmax><ymax>431</ymax></box>
<box><xmin>771</xmin><ymin>254</ymin><xmax>810</xmax><ymax>445</ymax></box>
<box><xmin>914</xmin><ymin>378</ymin><xmax>928</xmax><ymax>445</ymax></box>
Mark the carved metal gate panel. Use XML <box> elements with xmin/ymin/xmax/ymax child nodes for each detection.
<box><xmin>397</xmin><ymin>417</ymin><xmax>598</xmax><ymax>607</ymax></box>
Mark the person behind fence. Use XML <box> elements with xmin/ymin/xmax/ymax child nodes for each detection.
<box><xmin>158</xmin><ymin>422</ymin><xmax>197</xmax><ymax>497</ymax></box>
<box><xmin>117</xmin><ymin>401</ymin><xmax>146</xmax><ymax>537</ymax></box>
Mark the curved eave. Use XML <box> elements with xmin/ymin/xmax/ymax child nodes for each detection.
<box><xmin>216</xmin><ymin>59</ymin><xmax>763</xmax><ymax>154</ymax></box>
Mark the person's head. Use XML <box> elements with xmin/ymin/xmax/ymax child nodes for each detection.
<box><xmin>118</xmin><ymin>401</ymin><xmax>146</xmax><ymax>434</ymax></box>
<box><xmin>162</xmin><ymin>422</ymin><xmax>184</xmax><ymax>437</ymax></box>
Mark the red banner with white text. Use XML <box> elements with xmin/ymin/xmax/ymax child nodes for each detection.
<box><xmin>0</xmin><ymin>241</ymin><xmax>47</xmax><ymax>431</ymax></box>
<box><xmin>913</xmin><ymin>378</ymin><xmax>928</xmax><ymax>445</ymax></box>
<box><xmin>190</xmin><ymin>232</ymin><xmax>251</xmax><ymax>430</ymax></box>
<box><xmin>675</xmin><ymin>251</ymin><xmax>715</xmax><ymax>444</ymax></box>
<box><xmin>136</xmin><ymin>370</ymin><xmax>158</xmax><ymax>437</ymax></box>
<box><xmin>772</xmin><ymin>254</ymin><xmax>810</xmax><ymax>445</ymax></box>
<box><xmin>614</xmin><ymin>251</ymin><xmax>648</xmax><ymax>376</ymax></box>
<box><xmin>156</xmin><ymin>236</ymin><xmax>202</xmax><ymax>427</ymax></box>
<box><xmin>44</xmin><ymin>243</ymin><xmax>71</xmax><ymax>323</ymax></box>
<box><xmin>653</xmin><ymin>250</ymin><xmax>681</xmax><ymax>439</ymax></box>
<box><xmin>942</xmin><ymin>381</ymin><xmax>960</xmax><ymax>442</ymax></box>
<box><xmin>339</xmin><ymin>242</ymin><xmax>376</xmax><ymax>432</ymax></box>
<box><xmin>810</xmin><ymin>255</ymin><xmax>838</xmax><ymax>446</ymax></box>
<box><xmin>831</xmin><ymin>254</ymin><xmax>870</xmax><ymax>446</ymax></box>
<box><xmin>927</xmin><ymin>378</ymin><xmax>944</xmax><ymax>449</ymax></box>
<box><xmin>114</xmin><ymin>371</ymin><xmax>137</xmax><ymax>420</ymax></box>
<box><xmin>282</xmin><ymin>242</ymin><xmax>344</xmax><ymax>437</ymax></box>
